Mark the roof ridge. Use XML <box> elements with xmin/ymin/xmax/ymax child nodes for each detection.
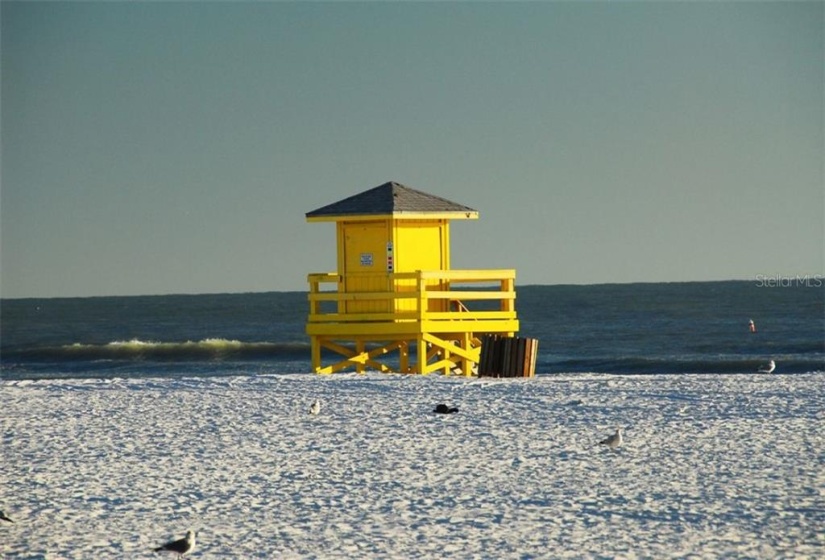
<box><xmin>306</xmin><ymin>181</ymin><xmax>476</xmax><ymax>218</ymax></box>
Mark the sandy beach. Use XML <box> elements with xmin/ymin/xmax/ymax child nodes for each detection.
<box><xmin>2</xmin><ymin>372</ymin><xmax>823</xmax><ymax>558</ymax></box>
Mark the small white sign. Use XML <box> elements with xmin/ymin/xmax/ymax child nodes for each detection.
<box><xmin>360</xmin><ymin>253</ymin><xmax>374</xmax><ymax>267</ymax></box>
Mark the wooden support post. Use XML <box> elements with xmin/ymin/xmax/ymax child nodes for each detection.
<box><xmin>311</xmin><ymin>336</ymin><xmax>322</xmax><ymax>374</ymax></box>
<box><xmin>460</xmin><ymin>331</ymin><xmax>472</xmax><ymax>376</ymax></box>
<box><xmin>356</xmin><ymin>340</ymin><xmax>365</xmax><ymax>374</ymax></box>
<box><xmin>416</xmin><ymin>334</ymin><xmax>426</xmax><ymax>375</ymax></box>
<box><xmin>400</xmin><ymin>340</ymin><xmax>410</xmax><ymax>373</ymax></box>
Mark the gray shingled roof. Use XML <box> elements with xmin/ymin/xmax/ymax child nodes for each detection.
<box><xmin>306</xmin><ymin>181</ymin><xmax>477</xmax><ymax>218</ymax></box>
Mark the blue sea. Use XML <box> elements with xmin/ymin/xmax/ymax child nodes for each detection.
<box><xmin>1</xmin><ymin>281</ymin><xmax>823</xmax><ymax>380</ymax></box>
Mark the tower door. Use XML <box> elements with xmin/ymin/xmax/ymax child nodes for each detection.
<box><xmin>342</xmin><ymin>221</ymin><xmax>389</xmax><ymax>314</ymax></box>
<box><xmin>394</xmin><ymin>221</ymin><xmax>448</xmax><ymax>312</ymax></box>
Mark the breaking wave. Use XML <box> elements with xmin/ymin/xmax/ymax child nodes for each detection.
<box><xmin>6</xmin><ymin>339</ymin><xmax>310</xmax><ymax>362</ymax></box>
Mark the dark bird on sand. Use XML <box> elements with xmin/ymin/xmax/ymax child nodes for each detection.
<box><xmin>154</xmin><ymin>530</ymin><xmax>195</xmax><ymax>557</ymax></box>
<box><xmin>434</xmin><ymin>404</ymin><xmax>459</xmax><ymax>414</ymax></box>
<box><xmin>0</xmin><ymin>510</ymin><xmax>13</xmax><ymax>523</ymax></box>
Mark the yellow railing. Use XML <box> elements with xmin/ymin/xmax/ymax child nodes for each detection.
<box><xmin>307</xmin><ymin>269</ymin><xmax>517</xmax><ymax>325</ymax></box>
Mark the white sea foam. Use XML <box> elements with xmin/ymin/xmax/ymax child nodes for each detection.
<box><xmin>2</xmin><ymin>373</ymin><xmax>823</xmax><ymax>558</ymax></box>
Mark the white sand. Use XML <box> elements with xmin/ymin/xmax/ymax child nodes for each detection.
<box><xmin>2</xmin><ymin>373</ymin><xmax>823</xmax><ymax>559</ymax></box>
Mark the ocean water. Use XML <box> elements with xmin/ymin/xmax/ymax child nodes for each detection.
<box><xmin>1</xmin><ymin>281</ymin><xmax>823</xmax><ymax>380</ymax></box>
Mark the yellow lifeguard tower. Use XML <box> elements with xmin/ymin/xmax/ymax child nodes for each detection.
<box><xmin>305</xmin><ymin>181</ymin><xmax>519</xmax><ymax>375</ymax></box>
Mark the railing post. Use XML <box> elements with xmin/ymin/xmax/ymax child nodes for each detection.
<box><xmin>501</xmin><ymin>277</ymin><xmax>514</xmax><ymax>313</ymax></box>
<box><xmin>417</xmin><ymin>271</ymin><xmax>427</xmax><ymax>321</ymax></box>
<box><xmin>308</xmin><ymin>275</ymin><xmax>319</xmax><ymax>317</ymax></box>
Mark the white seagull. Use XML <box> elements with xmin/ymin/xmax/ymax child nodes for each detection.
<box><xmin>154</xmin><ymin>530</ymin><xmax>195</xmax><ymax>557</ymax></box>
<box><xmin>309</xmin><ymin>398</ymin><xmax>321</xmax><ymax>415</ymax></box>
<box><xmin>599</xmin><ymin>428</ymin><xmax>623</xmax><ymax>449</ymax></box>
<box><xmin>758</xmin><ymin>360</ymin><xmax>776</xmax><ymax>374</ymax></box>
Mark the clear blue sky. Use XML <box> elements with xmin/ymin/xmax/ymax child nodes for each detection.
<box><xmin>2</xmin><ymin>1</ymin><xmax>822</xmax><ymax>298</ymax></box>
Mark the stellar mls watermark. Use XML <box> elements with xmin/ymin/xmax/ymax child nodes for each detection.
<box><xmin>755</xmin><ymin>274</ymin><xmax>824</xmax><ymax>288</ymax></box>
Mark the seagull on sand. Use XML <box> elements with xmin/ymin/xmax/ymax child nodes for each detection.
<box><xmin>599</xmin><ymin>428</ymin><xmax>623</xmax><ymax>449</ymax></box>
<box><xmin>154</xmin><ymin>530</ymin><xmax>195</xmax><ymax>557</ymax></box>
<box><xmin>309</xmin><ymin>398</ymin><xmax>321</xmax><ymax>415</ymax></box>
<box><xmin>0</xmin><ymin>510</ymin><xmax>13</xmax><ymax>523</ymax></box>
<box><xmin>758</xmin><ymin>360</ymin><xmax>776</xmax><ymax>374</ymax></box>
